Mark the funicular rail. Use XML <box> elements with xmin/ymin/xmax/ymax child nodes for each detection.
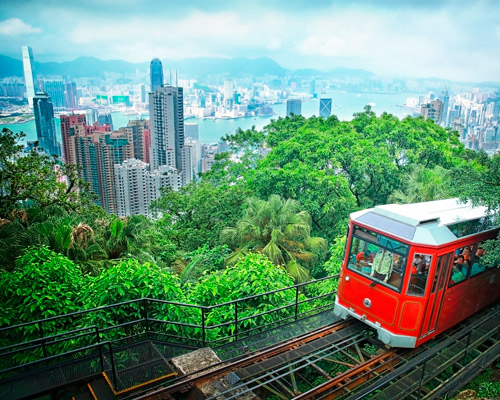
<box><xmin>342</xmin><ymin>304</ymin><xmax>500</xmax><ymax>400</ymax></box>
<box><xmin>136</xmin><ymin>304</ymin><xmax>500</xmax><ymax>400</ymax></box>
<box><xmin>133</xmin><ymin>320</ymin><xmax>366</xmax><ymax>399</ymax></box>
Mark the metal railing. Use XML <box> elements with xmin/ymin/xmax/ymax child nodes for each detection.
<box><xmin>0</xmin><ymin>274</ymin><xmax>338</xmax><ymax>394</ymax></box>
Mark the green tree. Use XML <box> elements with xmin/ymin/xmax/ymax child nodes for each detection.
<box><xmin>0</xmin><ymin>128</ymin><xmax>91</xmax><ymax>218</ymax></box>
<box><xmin>221</xmin><ymin>195</ymin><xmax>327</xmax><ymax>282</ymax></box>
<box><xmin>151</xmin><ymin>182</ymin><xmax>248</xmax><ymax>251</ymax></box>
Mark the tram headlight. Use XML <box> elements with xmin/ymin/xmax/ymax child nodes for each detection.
<box><xmin>363</xmin><ymin>298</ymin><xmax>372</xmax><ymax>308</ymax></box>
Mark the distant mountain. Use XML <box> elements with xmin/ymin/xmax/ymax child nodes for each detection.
<box><xmin>0</xmin><ymin>54</ymin><xmax>375</xmax><ymax>81</ymax></box>
<box><xmin>0</xmin><ymin>55</ymin><xmax>23</xmax><ymax>77</ymax></box>
<box><xmin>0</xmin><ymin>54</ymin><xmax>288</xmax><ymax>79</ymax></box>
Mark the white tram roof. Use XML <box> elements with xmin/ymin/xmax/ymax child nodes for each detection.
<box><xmin>351</xmin><ymin>198</ymin><xmax>496</xmax><ymax>246</ymax></box>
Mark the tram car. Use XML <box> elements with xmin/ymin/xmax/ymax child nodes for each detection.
<box><xmin>333</xmin><ymin>198</ymin><xmax>500</xmax><ymax>348</ymax></box>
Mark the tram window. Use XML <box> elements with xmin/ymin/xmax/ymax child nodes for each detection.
<box><xmin>346</xmin><ymin>226</ymin><xmax>409</xmax><ymax>292</ymax></box>
<box><xmin>407</xmin><ymin>254</ymin><xmax>432</xmax><ymax>296</ymax></box>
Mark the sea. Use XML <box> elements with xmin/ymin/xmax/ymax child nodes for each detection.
<box><xmin>1</xmin><ymin>90</ymin><xmax>418</xmax><ymax>145</ymax></box>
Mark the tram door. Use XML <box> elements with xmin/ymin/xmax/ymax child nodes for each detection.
<box><xmin>420</xmin><ymin>252</ymin><xmax>454</xmax><ymax>338</ymax></box>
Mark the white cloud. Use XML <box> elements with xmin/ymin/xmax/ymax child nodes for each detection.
<box><xmin>297</xmin><ymin>36</ymin><xmax>346</xmax><ymax>57</ymax></box>
<box><xmin>0</xmin><ymin>18</ymin><xmax>41</xmax><ymax>35</ymax></box>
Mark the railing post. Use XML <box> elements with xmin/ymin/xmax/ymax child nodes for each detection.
<box><xmin>143</xmin><ymin>299</ymin><xmax>150</xmax><ymax>339</ymax></box>
<box><xmin>235</xmin><ymin>302</ymin><xmax>239</xmax><ymax>342</ymax></box>
<box><xmin>201</xmin><ymin>307</ymin><xmax>206</xmax><ymax>346</ymax></box>
<box><xmin>96</xmin><ymin>327</ymin><xmax>104</xmax><ymax>373</ymax></box>
<box><xmin>295</xmin><ymin>286</ymin><xmax>299</xmax><ymax>321</ymax></box>
<box><xmin>107</xmin><ymin>342</ymin><xmax>118</xmax><ymax>389</ymax></box>
<box><xmin>38</xmin><ymin>322</ymin><xmax>47</xmax><ymax>358</ymax></box>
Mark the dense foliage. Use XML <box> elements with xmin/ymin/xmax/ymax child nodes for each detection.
<box><xmin>1</xmin><ymin>107</ymin><xmax>498</xmax><ymax>346</ymax></box>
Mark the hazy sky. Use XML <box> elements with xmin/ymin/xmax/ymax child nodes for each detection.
<box><xmin>0</xmin><ymin>0</ymin><xmax>499</xmax><ymax>82</ymax></box>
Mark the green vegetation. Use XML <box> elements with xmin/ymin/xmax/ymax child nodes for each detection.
<box><xmin>1</xmin><ymin>107</ymin><xmax>499</xmax><ymax>370</ymax></box>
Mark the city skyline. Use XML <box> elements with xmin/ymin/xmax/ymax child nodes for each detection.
<box><xmin>0</xmin><ymin>1</ymin><xmax>498</xmax><ymax>83</ymax></box>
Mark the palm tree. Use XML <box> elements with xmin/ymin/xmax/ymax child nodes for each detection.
<box><xmin>390</xmin><ymin>165</ymin><xmax>451</xmax><ymax>204</ymax></box>
<box><xmin>221</xmin><ymin>195</ymin><xmax>327</xmax><ymax>283</ymax></box>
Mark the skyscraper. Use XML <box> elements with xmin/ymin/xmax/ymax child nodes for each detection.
<box><xmin>286</xmin><ymin>99</ymin><xmax>302</xmax><ymax>116</ymax></box>
<box><xmin>319</xmin><ymin>98</ymin><xmax>332</xmax><ymax>118</ymax></box>
<box><xmin>150</xmin><ymin>58</ymin><xmax>164</xmax><ymax>92</ymax></box>
<box><xmin>149</xmin><ymin>85</ymin><xmax>185</xmax><ymax>172</ymax></box>
<box><xmin>420</xmin><ymin>100</ymin><xmax>444</xmax><ymax>123</ymax></box>
<box><xmin>33</xmin><ymin>91</ymin><xmax>60</xmax><ymax>157</ymax></box>
<box><xmin>65</xmin><ymin>82</ymin><xmax>78</xmax><ymax>109</ymax></box>
<box><xmin>42</xmin><ymin>80</ymin><xmax>66</xmax><ymax>110</ymax></box>
<box><xmin>22</xmin><ymin>46</ymin><xmax>37</xmax><ymax>108</ymax></box>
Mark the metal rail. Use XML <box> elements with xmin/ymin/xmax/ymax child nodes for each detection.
<box><xmin>133</xmin><ymin>320</ymin><xmax>360</xmax><ymax>400</ymax></box>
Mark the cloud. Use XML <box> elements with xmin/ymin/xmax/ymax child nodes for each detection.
<box><xmin>0</xmin><ymin>18</ymin><xmax>41</xmax><ymax>35</ymax></box>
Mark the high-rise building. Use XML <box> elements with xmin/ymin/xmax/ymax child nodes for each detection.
<box><xmin>420</xmin><ymin>100</ymin><xmax>444</xmax><ymax>123</ymax></box>
<box><xmin>60</xmin><ymin>114</ymin><xmax>87</xmax><ymax>164</ymax></box>
<box><xmin>185</xmin><ymin>122</ymin><xmax>199</xmax><ymax>140</ymax></box>
<box><xmin>319</xmin><ymin>98</ymin><xmax>332</xmax><ymax>118</ymax></box>
<box><xmin>94</xmin><ymin>131</ymin><xmax>132</xmax><ymax>213</ymax></box>
<box><xmin>127</xmin><ymin>119</ymin><xmax>150</xmax><ymax>162</ymax></box>
<box><xmin>149</xmin><ymin>85</ymin><xmax>185</xmax><ymax>172</ymax></box>
<box><xmin>33</xmin><ymin>91</ymin><xmax>60</xmax><ymax>157</ymax></box>
<box><xmin>115</xmin><ymin>159</ymin><xmax>149</xmax><ymax>216</ymax></box>
<box><xmin>97</xmin><ymin>112</ymin><xmax>114</xmax><ymax>130</ymax></box>
<box><xmin>65</xmin><ymin>82</ymin><xmax>78</xmax><ymax>109</ymax></box>
<box><xmin>150</xmin><ymin>58</ymin><xmax>164</xmax><ymax>92</ymax></box>
<box><xmin>22</xmin><ymin>46</ymin><xmax>37</xmax><ymax>108</ymax></box>
<box><xmin>42</xmin><ymin>80</ymin><xmax>66</xmax><ymax>110</ymax></box>
<box><xmin>286</xmin><ymin>99</ymin><xmax>302</xmax><ymax>116</ymax></box>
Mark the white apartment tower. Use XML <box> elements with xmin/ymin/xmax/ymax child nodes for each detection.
<box><xmin>115</xmin><ymin>159</ymin><xmax>149</xmax><ymax>216</ymax></box>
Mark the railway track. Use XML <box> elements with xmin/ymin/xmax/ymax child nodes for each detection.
<box><xmin>133</xmin><ymin>319</ymin><xmax>403</xmax><ymax>400</ymax></box>
<box><xmin>131</xmin><ymin>303</ymin><xmax>500</xmax><ymax>400</ymax></box>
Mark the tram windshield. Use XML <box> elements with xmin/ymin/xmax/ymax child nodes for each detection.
<box><xmin>347</xmin><ymin>225</ymin><xmax>410</xmax><ymax>292</ymax></box>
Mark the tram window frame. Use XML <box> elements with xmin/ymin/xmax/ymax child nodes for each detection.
<box><xmin>346</xmin><ymin>226</ymin><xmax>409</xmax><ymax>293</ymax></box>
<box><xmin>449</xmin><ymin>241</ymin><xmax>488</xmax><ymax>286</ymax></box>
<box><xmin>407</xmin><ymin>253</ymin><xmax>433</xmax><ymax>297</ymax></box>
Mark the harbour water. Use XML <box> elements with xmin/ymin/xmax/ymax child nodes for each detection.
<box><xmin>1</xmin><ymin>91</ymin><xmax>418</xmax><ymax>145</ymax></box>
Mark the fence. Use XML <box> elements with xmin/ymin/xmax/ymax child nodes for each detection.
<box><xmin>0</xmin><ymin>275</ymin><xmax>338</xmax><ymax>392</ymax></box>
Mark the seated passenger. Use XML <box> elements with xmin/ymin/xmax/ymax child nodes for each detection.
<box><xmin>356</xmin><ymin>249</ymin><xmax>373</xmax><ymax>264</ymax></box>
<box><xmin>461</xmin><ymin>247</ymin><xmax>472</xmax><ymax>262</ymax></box>
<box><xmin>412</xmin><ymin>254</ymin><xmax>426</xmax><ymax>274</ymax></box>
<box><xmin>451</xmin><ymin>264</ymin><xmax>465</xmax><ymax>284</ymax></box>
<box><xmin>455</xmin><ymin>255</ymin><xmax>469</xmax><ymax>277</ymax></box>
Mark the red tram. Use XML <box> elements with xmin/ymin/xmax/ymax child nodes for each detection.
<box><xmin>333</xmin><ymin>198</ymin><xmax>500</xmax><ymax>348</ymax></box>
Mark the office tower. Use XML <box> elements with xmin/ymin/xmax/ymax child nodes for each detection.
<box><xmin>22</xmin><ymin>46</ymin><xmax>37</xmax><ymax>108</ymax></box>
<box><xmin>224</xmin><ymin>80</ymin><xmax>234</xmax><ymax>109</ymax></box>
<box><xmin>440</xmin><ymin>90</ymin><xmax>449</xmax><ymax>126</ymax></box>
<box><xmin>65</xmin><ymin>82</ymin><xmax>78</xmax><ymax>109</ymax></box>
<box><xmin>420</xmin><ymin>100</ymin><xmax>444</xmax><ymax>123</ymax></box>
<box><xmin>97</xmin><ymin>112</ymin><xmax>114</xmax><ymax>130</ymax></box>
<box><xmin>150</xmin><ymin>58</ymin><xmax>164</xmax><ymax>92</ymax></box>
<box><xmin>60</xmin><ymin>114</ymin><xmax>87</xmax><ymax>164</ymax></box>
<box><xmin>115</xmin><ymin>159</ymin><xmax>149</xmax><ymax>216</ymax></box>
<box><xmin>33</xmin><ymin>91</ymin><xmax>60</xmax><ymax>157</ymax></box>
<box><xmin>185</xmin><ymin>122</ymin><xmax>199</xmax><ymax>140</ymax></box>
<box><xmin>149</xmin><ymin>85</ymin><xmax>185</xmax><ymax>172</ymax></box>
<box><xmin>286</xmin><ymin>99</ymin><xmax>302</xmax><ymax>116</ymax></box>
<box><xmin>42</xmin><ymin>80</ymin><xmax>66</xmax><ymax>110</ymax></box>
<box><xmin>319</xmin><ymin>98</ymin><xmax>332</xmax><ymax>118</ymax></box>
<box><xmin>127</xmin><ymin>119</ymin><xmax>150</xmax><ymax>162</ymax></box>
<box><xmin>310</xmin><ymin>80</ymin><xmax>316</xmax><ymax>95</ymax></box>
<box><xmin>139</xmin><ymin>84</ymin><xmax>146</xmax><ymax>103</ymax></box>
